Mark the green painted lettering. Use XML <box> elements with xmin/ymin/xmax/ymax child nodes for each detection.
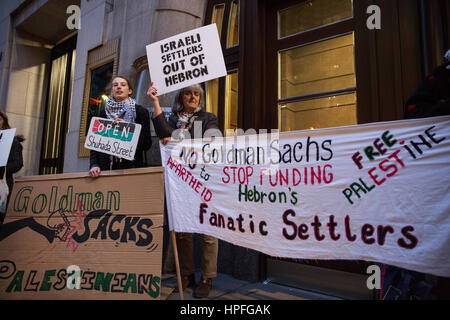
<box><xmin>107</xmin><ymin>191</ymin><xmax>120</xmax><ymax>211</ymax></box>
<box><xmin>94</xmin><ymin>272</ymin><xmax>113</xmax><ymax>292</ymax></box>
<box><xmin>147</xmin><ymin>276</ymin><xmax>161</xmax><ymax>298</ymax></box>
<box><xmin>6</xmin><ymin>271</ymin><xmax>24</xmax><ymax>293</ymax></box>
<box><xmin>13</xmin><ymin>187</ymin><xmax>32</xmax><ymax>213</ymax></box>
<box><xmin>93</xmin><ymin>192</ymin><xmax>104</xmax><ymax>210</ymax></box>
<box><xmin>32</xmin><ymin>194</ymin><xmax>47</xmax><ymax>214</ymax></box>
<box><xmin>39</xmin><ymin>270</ymin><xmax>56</xmax><ymax>291</ymax></box>
<box><xmin>123</xmin><ymin>273</ymin><xmax>137</xmax><ymax>294</ymax></box>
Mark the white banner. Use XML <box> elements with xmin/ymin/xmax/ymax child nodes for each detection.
<box><xmin>161</xmin><ymin>116</ymin><xmax>450</xmax><ymax>277</ymax></box>
<box><xmin>0</xmin><ymin>128</ymin><xmax>16</xmax><ymax>167</ymax></box>
<box><xmin>146</xmin><ymin>24</ymin><xmax>227</xmax><ymax>96</ymax></box>
<box><xmin>84</xmin><ymin>117</ymin><xmax>141</xmax><ymax>161</ymax></box>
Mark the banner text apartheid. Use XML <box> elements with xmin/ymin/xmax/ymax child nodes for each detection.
<box><xmin>166</xmin><ymin>156</ymin><xmax>213</xmax><ymax>202</ymax></box>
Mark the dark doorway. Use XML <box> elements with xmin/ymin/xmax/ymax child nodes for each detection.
<box><xmin>39</xmin><ymin>36</ymin><xmax>77</xmax><ymax>174</ymax></box>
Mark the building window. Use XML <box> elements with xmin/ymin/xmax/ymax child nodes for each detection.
<box><xmin>269</xmin><ymin>0</ymin><xmax>357</xmax><ymax>132</ymax></box>
<box><xmin>226</xmin><ymin>0</ymin><xmax>240</xmax><ymax>48</ymax></box>
<box><xmin>206</xmin><ymin>0</ymin><xmax>240</xmax><ymax>133</ymax></box>
<box><xmin>278</xmin><ymin>33</ymin><xmax>357</xmax><ymax>131</ymax></box>
<box><xmin>211</xmin><ymin>3</ymin><xmax>225</xmax><ymax>39</ymax></box>
<box><xmin>278</xmin><ymin>0</ymin><xmax>353</xmax><ymax>38</ymax></box>
<box><xmin>206</xmin><ymin>78</ymin><xmax>219</xmax><ymax>117</ymax></box>
<box><xmin>85</xmin><ymin>62</ymin><xmax>114</xmax><ymax>135</ymax></box>
<box><xmin>79</xmin><ymin>39</ymin><xmax>119</xmax><ymax>158</ymax></box>
<box><xmin>224</xmin><ymin>70</ymin><xmax>238</xmax><ymax>133</ymax></box>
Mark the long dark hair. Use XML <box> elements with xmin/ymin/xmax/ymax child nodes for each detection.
<box><xmin>0</xmin><ymin>109</ymin><xmax>11</xmax><ymax>129</ymax></box>
<box><xmin>0</xmin><ymin>109</ymin><xmax>25</xmax><ymax>142</ymax></box>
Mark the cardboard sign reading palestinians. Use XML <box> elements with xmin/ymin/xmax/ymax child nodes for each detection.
<box><xmin>84</xmin><ymin>117</ymin><xmax>141</xmax><ymax>161</ymax></box>
<box><xmin>0</xmin><ymin>168</ymin><xmax>164</xmax><ymax>300</ymax></box>
<box><xmin>146</xmin><ymin>23</ymin><xmax>227</xmax><ymax>95</ymax></box>
<box><xmin>0</xmin><ymin>128</ymin><xmax>16</xmax><ymax>166</ymax></box>
<box><xmin>161</xmin><ymin>116</ymin><xmax>450</xmax><ymax>277</ymax></box>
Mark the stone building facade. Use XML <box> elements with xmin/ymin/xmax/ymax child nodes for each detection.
<box><xmin>1</xmin><ymin>0</ymin><xmax>448</xmax><ymax>299</ymax></box>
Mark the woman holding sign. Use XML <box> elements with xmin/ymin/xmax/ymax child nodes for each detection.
<box><xmin>89</xmin><ymin>76</ymin><xmax>151</xmax><ymax>177</ymax></box>
<box><xmin>0</xmin><ymin>110</ymin><xmax>24</xmax><ymax>224</ymax></box>
<box><xmin>147</xmin><ymin>82</ymin><xmax>220</xmax><ymax>299</ymax></box>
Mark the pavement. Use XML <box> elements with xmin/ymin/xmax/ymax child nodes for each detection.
<box><xmin>161</xmin><ymin>272</ymin><xmax>341</xmax><ymax>300</ymax></box>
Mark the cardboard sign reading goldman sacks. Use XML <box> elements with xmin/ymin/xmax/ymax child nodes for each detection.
<box><xmin>0</xmin><ymin>168</ymin><xmax>164</xmax><ymax>300</ymax></box>
<box><xmin>84</xmin><ymin>117</ymin><xmax>141</xmax><ymax>161</ymax></box>
<box><xmin>146</xmin><ymin>24</ymin><xmax>227</xmax><ymax>95</ymax></box>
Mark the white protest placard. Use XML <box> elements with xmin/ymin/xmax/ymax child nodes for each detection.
<box><xmin>84</xmin><ymin>117</ymin><xmax>142</xmax><ymax>161</ymax></box>
<box><xmin>146</xmin><ymin>23</ymin><xmax>227</xmax><ymax>95</ymax></box>
<box><xmin>0</xmin><ymin>128</ymin><xmax>16</xmax><ymax>167</ymax></box>
<box><xmin>160</xmin><ymin>116</ymin><xmax>450</xmax><ymax>277</ymax></box>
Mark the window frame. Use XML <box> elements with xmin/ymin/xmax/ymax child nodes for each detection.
<box><xmin>205</xmin><ymin>0</ymin><xmax>241</xmax><ymax>133</ymax></box>
<box><xmin>78</xmin><ymin>39</ymin><xmax>120</xmax><ymax>158</ymax></box>
<box><xmin>265</xmin><ymin>0</ymin><xmax>356</xmax><ymax>130</ymax></box>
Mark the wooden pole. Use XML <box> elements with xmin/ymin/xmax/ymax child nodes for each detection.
<box><xmin>171</xmin><ymin>230</ymin><xmax>184</xmax><ymax>300</ymax></box>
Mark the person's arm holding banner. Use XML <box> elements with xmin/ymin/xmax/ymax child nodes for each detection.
<box><xmin>89</xmin><ymin>108</ymin><xmax>108</xmax><ymax>178</ymax></box>
<box><xmin>89</xmin><ymin>154</ymin><xmax>102</xmax><ymax>178</ymax></box>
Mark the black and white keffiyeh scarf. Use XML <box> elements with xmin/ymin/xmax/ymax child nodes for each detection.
<box><xmin>105</xmin><ymin>97</ymin><xmax>136</xmax><ymax>123</ymax></box>
<box><xmin>176</xmin><ymin>107</ymin><xmax>201</xmax><ymax>130</ymax></box>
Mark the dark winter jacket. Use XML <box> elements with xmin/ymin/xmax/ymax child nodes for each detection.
<box><xmin>405</xmin><ymin>62</ymin><xmax>450</xmax><ymax>119</ymax></box>
<box><xmin>0</xmin><ymin>135</ymin><xmax>24</xmax><ymax>194</ymax></box>
<box><xmin>89</xmin><ymin>104</ymin><xmax>152</xmax><ymax>170</ymax></box>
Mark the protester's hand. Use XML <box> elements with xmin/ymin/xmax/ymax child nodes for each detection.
<box><xmin>160</xmin><ymin>137</ymin><xmax>172</xmax><ymax>145</ymax></box>
<box><xmin>114</xmin><ymin>118</ymin><xmax>124</xmax><ymax>124</ymax></box>
<box><xmin>147</xmin><ymin>82</ymin><xmax>159</xmax><ymax>102</ymax></box>
<box><xmin>89</xmin><ymin>166</ymin><xmax>101</xmax><ymax>178</ymax></box>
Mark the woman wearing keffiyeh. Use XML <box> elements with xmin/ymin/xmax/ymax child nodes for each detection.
<box><xmin>88</xmin><ymin>76</ymin><xmax>151</xmax><ymax>178</ymax></box>
<box><xmin>105</xmin><ymin>96</ymin><xmax>137</xmax><ymax>123</ymax></box>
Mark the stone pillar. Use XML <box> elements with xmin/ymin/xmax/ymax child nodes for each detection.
<box><xmin>144</xmin><ymin>0</ymin><xmax>208</xmax><ymax>108</ymax></box>
<box><xmin>150</xmin><ymin>0</ymin><xmax>206</xmax><ymax>43</ymax></box>
<box><xmin>4</xmin><ymin>30</ymin><xmax>51</xmax><ymax>177</ymax></box>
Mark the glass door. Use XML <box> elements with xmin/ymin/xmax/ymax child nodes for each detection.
<box><xmin>39</xmin><ymin>36</ymin><xmax>76</xmax><ymax>174</ymax></box>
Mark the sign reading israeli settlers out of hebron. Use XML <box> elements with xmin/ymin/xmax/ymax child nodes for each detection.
<box><xmin>146</xmin><ymin>23</ymin><xmax>227</xmax><ymax>96</ymax></box>
<box><xmin>161</xmin><ymin>116</ymin><xmax>450</xmax><ymax>277</ymax></box>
